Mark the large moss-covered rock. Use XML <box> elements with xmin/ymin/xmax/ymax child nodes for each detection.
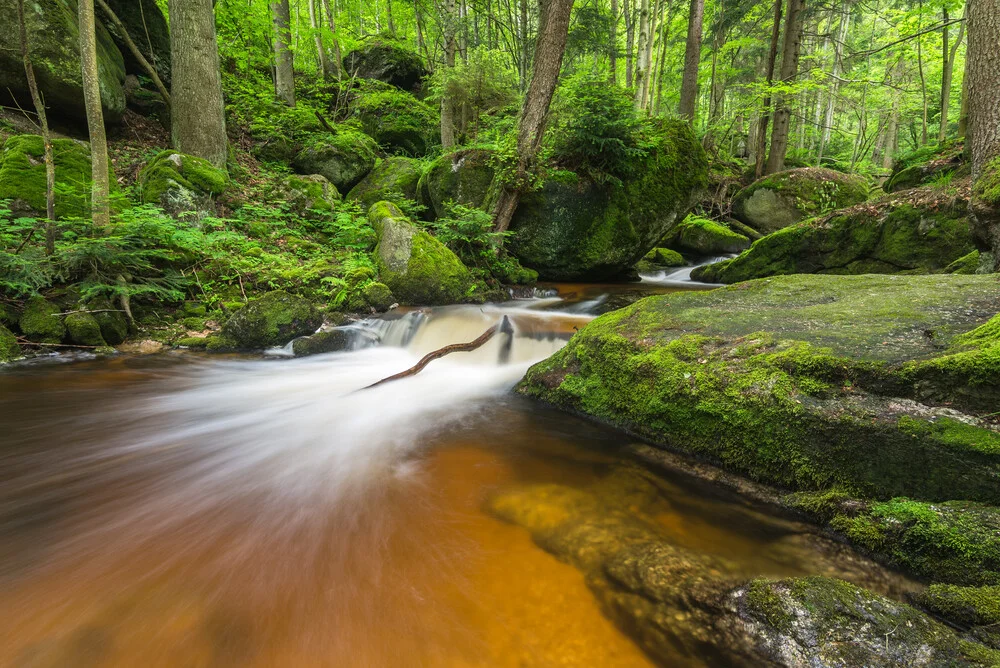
<box><xmin>346</xmin><ymin>156</ymin><xmax>423</xmax><ymax>209</ymax></box>
<box><xmin>19</xmin><ymin>296</ymin><xmax>65</xmax><ymax>344</ymax></box>
<box><xmin>914</xmin><ymin>584</ymin><xmax>1000</xmax><ymax>648</ymax></box>
<box><xmin>104</xmin><ymin>0</ymin><xmax>170</xmax><ymax>84</ymax></box>
<box><xmin>354</xmin><ymin>88</ymin><xmax>437</xmax><ymax>156</ymax></box>
<box><xmin>0</xmin><ymin>0</ymin><xmax>126</xmax><ymax>127</ymax></box>
<box><xmin>0</xmin><ymin>324</ymin><xmax>20</xmax><ymax>362</ymax></box>
<box><xmin>732</xmin><ymin>168</ymin><xmax>869</xmax><ymax>233</ymax></box>
<box><xmin>369</xmin><ymin>201</ymin><xmax>481</xmax><ymax>305</ymax></box>
<box><xmin>509</xmin><ymin>119</ymin><xmax>710</xmax><ymax>281</ymax></box>
<box><xmin>694</xmin><ymin>190</ymin><xmax>977</xmax><ymax>284</ymax></box>
<box><xmin>217</xmin><ymin>290</ymin><xmax>321</xmax><ymax>350</ymax></box>
<box><xmin>64</xmin><ymin>312</ymin><xmax>107</xmax><ymax>346</ymax></box>
<box><xmin>0</xmin><ymin>135</ymin><xmax>114</xmax><ymax>219</ymax></box>
<box><xmin>418</xmin><ymin>148</ymin><xmax>495</xmax><ymax>219</ymax></box>
<box><xmin>278</xmin><ymin>174</ymin><xmax>341</xmax><ymax>218</ymax></box>
<box><xmin>663</xmin><ymin>215</ymin><xmax>751</xmax><ymax>255</ymax></box>
<box><xmin>519</xmin><ymin>274</ymin><xmax>1000</xmax><ymax>503</ymax></box>
<box><xmin>342</xmin><ymin>39</ymin><xmax>427</xmax><ymax>92</ymax></box>
<box><xmin>886</xmin><ymin>141</ymin><xmax>967</xmax><ymax>193</ymax></box>
<box><xmin>291</xmin><ymin>329</ymin><xmax>352</xmax><ymax>356</ymax></box>
<box><xmin>138</xmin><ymin>150</ymin><xmax>229</xmax><ymax>218</ymax></box>
<box><xmin>293</xmin><ymin>131</ymin><xmax>378</xmax><ymax>193</ymax></box>
<box><xmin>85</xmin><ymin>298</ymin><xmax>129</xmax><ymax>345</ymax></box>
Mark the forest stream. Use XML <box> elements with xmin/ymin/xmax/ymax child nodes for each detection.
<box><xmin>0</xmin><ymin>276</ymin><xmax>917</xmax><ymax>668</ymax></box>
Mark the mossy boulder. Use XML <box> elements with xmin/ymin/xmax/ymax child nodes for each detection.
<box><xmin>369</xmin><ymin>201</ymin><xmax>482</xmax><ymax>305</ymax></box>
<box><xmin>0</xmin><ymin>324</ymin><xmax>20</xmax><ymax>362</ymax></box>
<box><xmin>694</xmin><ymin>190</ymin><xmax>977</xmax><ymax>284</ymax></box>
<box><xmin>278</xmin><ymin>174</ymin><xmax>341</xmax><ymax>218</ymax></box>
<box><xmin>104</xmin><ymin>0</ymin><xmax>170</xmax><ymax>84</ymax></box>
<box><xmin>361</xmin><ymin>281</ymin><xmax>395</xmax><ymax>310</ymax></box>
<box><xmin>64</xmin><ymin>312</ymin><xmax>107</xmax><ymax>346</ymax></box>
<box><xmin>640</xmin><ymin>247</ymin><xmax>686</xmax><ymax>270</ymax></box>
<box><xmin>342</xmin><ymin>39</ymin><xmax>427</xmax><ymax>92</ymax></box>
<box><xmin>509</xmin><ymin>119</ymin><xmax>710</xmax><ymax>281</ymax></box>
<box><xmin>946</xmin><ymin>250</ymin><xmax>982</xmax><ymax>274</ymax></box>
<box><xmin>732</xmin><ymin>167</ymin><xmax>869</xmax><ymax>233</ymax></box>
<box><xmin>19</xmin><ymin>296</ymin><xmax>65</xmax><ymax>343</ymax></box>
<box><xmin>418</xmin><ymin>148</ymin><xmax>495</xmax><ymax>219</ymax></box>
<box><xmin>85</xmin><ymin>298</ymin><xmax>129</xmax><ymax>345</ymax></box>
<box><xmin>914</xmin><ymin>584</ymin><xmax>1000</xmax><ymax>647</ymax></box>
<box><xmin>519</xmin><ymin>274</ymin><xmax>1000</xmax><ymax>503</ymax></box>
<box><xmin>218</xmin><ymin>290</ymin><xmax>322</xmax><ymax>350</ymax></box>
<box><xmin>138</xmin><ymin>150</ymin><xmax>229</xmax><ymax>218</ymax></box>
<box><xmin>0</xmin><ymin>0</ymin><xmax>126</xmax><ymax>127</ymax></box>
<box><xmin>354</xmin><ymin>88</ymin><xmax>437</xmax><ymax>156</ymax></box>
<box><xmin>346</xmin><ymin>156</ymin><xmax>423</xmax><ymax>209</ymax></box>
<box><xmin>291</xmin><ymin>329</ymin><xmax>352</xmax><ymax>356</ymax></box>
<box><xmin>886</xmin><ymin>141</ymin><xmax>967</xmax><ymax>193</ymax></box>
<box><xmin>293</xmin><ymin>131</ymin><xmax>378</xmax><ymax>193</ymax></box>
<box><xmin>663</xmin><ymin>215</ymin><xmax>751</xmax><ymax>255</ymax></box>
<box><xmin>0</xmin><ymin>135</ymin><xmax>115</xmax><ymax>218</ymax></box>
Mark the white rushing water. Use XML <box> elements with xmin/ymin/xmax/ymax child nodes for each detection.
<box><xmin>640</xmin><ymin>255</ymin><xmax>734</xmax><ymax>287</ymax></box>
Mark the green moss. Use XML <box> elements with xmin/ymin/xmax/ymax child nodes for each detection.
<box><xmin>18</xmin><ymin>296</ymin><xmax>65</xmax><ymax>343</ymax></box>
<box><xmin>0</xmin><ymin>323</ymin><xmax>20</xmax><ymax>362</ymax></box>
<box><xmin>138</xmin><ymin>150</ymin><xmax>229</xmax><ymax>211</ymax></box>
<box><xmin>342</xmin><ymin>39</ymin><xmax>426</xmax><ymax>90</ymax></box>
<box><xmin>418</xmin><ymin>148</ymin><xmax>496</xmax><ymax>219</ymax></box>
<box><xmin>64</xmin><ymin>312</ymin><xmax>107</xmax><ymax>346</ymax></box>
<box><xmin>732</xmin><ymin>167</ymin><xmax>869</xmax><ymax>233</ymax></box>
<box><xmin>914</xmin><ymin>584</ymin><xmax>1000</xmax><ymax>630</ymax></box>
<box><xmin>219</xmin><ymin>290</ymin><xmax>322</xmax><ymax>349</ymax></box>
<box><xmin>361</xmin><ymin>281</ymin><xmax>395</xmax><ymax>310</ymax></box>
<box><xmin>85</xmin><ymin>298</ymin><xmax>129</xmax><ymax>345</ymax></box>
<box><xmin>346</xmin><ymin>156</ymin><xmax>423</xmax><ymax>209</ymax></box>
<box><xmin>293</xmin><ymin>129</ymin><xmax>378</xmax><ymax>193</ymax></box>
<box><xmin>175</xmin><ymin>336</ymin><xmax>209</xmax><ymax>348</ymax></box>
<box><xmin>354</xmin><ymin>88</ymin><xmax>437</xmax><ymax>156</ymax></box>
<box><xmin>744</xmin><ymin>579</ymin><xmax>794</xmax><ymax>633</ymax></box>
<box><xmin>973</xmin><ymin>157</ymin><xmax>1000</xmax><ymax>207</ymax></box>
<box><xmin>642</xmin><ymin>247</ymin><xmax>685</xmax><ymax>267</ymax></box>
<box><xmin>946</xmin><ymin>251</ymin><xmax>982</xmax><ymax>274</ymax></box>
<box><xmin>664</xmin><ymin>215</ymin><xmax>750</xmax><ymax>255</ymax></box>
<box><xmin>279</xmin><ymin>173</ymin><xmax>341</xmax><ymax>217</ymax></box>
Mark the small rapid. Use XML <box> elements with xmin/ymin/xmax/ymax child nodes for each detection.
<box><xmin>640</xmin><ymin>254</ymin><xmax>734</xmax><ymax>287</ymax></box>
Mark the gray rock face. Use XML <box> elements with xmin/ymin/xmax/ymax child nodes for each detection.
<box><xmin>104</xmin><ymin>0</ymin><xmax>171</xmax><ymax>84</ymax></box>
<box><xmin>342</xmin><ymin>40</ymin><xmax>427</xmax><ymax>92</ymax></box>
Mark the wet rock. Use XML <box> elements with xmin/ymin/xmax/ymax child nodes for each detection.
<box><xmin>293</xmin><ymin>131</ymin><xmax>378</xmax><ymax>193</ymax></box>
<box><xmin>218</xmin><ymin>290</ymin><xmax>321</xmax><ymax>350</ymax></box>
<box><xmin>138</xmin><ymin>150</ymin><xmax>229</xmax><ymax>219</ymax></box>
<box><xmin>291</xmin><ymin>329</ymin><xmax>352</xmax><ymax>356</ymax></box>
<box><xmin>732</xmin><ymin>168</ymin><xmax>868</xmax><ymax>234</ymax></box>
<box><xmin>19</xmin><ymin>296</ymin><xmax>65</xmax><ymax>344</ymax></box>
<box><xmin>342</xmin><ymin>39</ymin><xmax>427</xmax><ymax>92</ymax></box>
<box><xmin>640</xmin><ymin>248</ymin><xmax>686</xmax><ymax>268</ymax></box>
<box><xmin>117</xmin><ymin>340</ymin><xmax>164</xmax><ymax>354</ymax></box>
<box><xmin>86</xmin><ymin>299</ymin><xmax>129</xmax><ymax>346</ymax></box>
<box><xmin>347</xmin><ymin>157</ymin><xmax>423</xmax><ymax>210</ymax></box>
<box><xmin>0</xmin><ymin>323</ymin><xmax>20</xmax><ymax>362</ymax></box>
<box><xmin>662</xmin><ymin>215</ymin><xmax>750</xmax><ymax>255</ymax></box>
<box><xmin>64</xmin><ymin>312</ymin><xmax>107</xmax><ymax>346</ymax></box>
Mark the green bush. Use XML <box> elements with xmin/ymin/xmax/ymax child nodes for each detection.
<box><xmin>428</xmin><ymin>202</ymin><xmax>535</xmax><ymax>284</ymax></box>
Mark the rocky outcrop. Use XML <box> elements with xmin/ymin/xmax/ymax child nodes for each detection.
<box><xmin>138</xmin><ymin>150</ymin><xmax>229</xmax><ymax>218</ymax></box>
<box><xmin>732</xmin><ymin>168</ymin><xmax>869</xmax><ymax>233</ymax></box>
<box><xmin>662</xmin><ymin>215</ymin><xmax>751</xmax><ymax>255</ymax></box>
<box><xmin>0</xmin><ymin>0</ymin><xmax>126</xmax><ymax>126</ymax></box>
<box><xmin>342</xmin><ymin>40</ymin><xmax>427</xmax><ymax>92</ymax></box>
<box><xmin>210</xmin><ymin>290</ymin><xmax>322</xmax><ymax>350</ymax></box>
<box><xmin>347</xmin><ymin>157</ymin><xmax>423</xmax><ymax>210</ymax></box>
<box><xmin>885</xmin><ymin>141</ymin><xmax>967</xmax><ymax>193</ymax></box>
<box><xmin>293</xmin><ymin>131</ymin><xmax>378</xmax><ymax>193</ymax></box>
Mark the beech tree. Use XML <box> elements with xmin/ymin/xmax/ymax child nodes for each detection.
<box><xmin>968</xmin><ymin>0</ymin><xmax>1000</xmax><ymax>268</ymax></box>
<box><xmin>271</xmin><ymin>0</ymin><xmax>295</xmax><ymax>106</ymax></box>
<box><xmin>78</xmin><ymin>0</ymin><xmax>110</xmax><ymax>227</ymax></box>
<box><xmin>677</xmin><ymin>0</ymin><xmax>705</xmax><ymax>120</ymax></box>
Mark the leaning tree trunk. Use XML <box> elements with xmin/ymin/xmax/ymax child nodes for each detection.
<box><xmin>78</xmin><ymin>0</ymin><xmax>110</xmax><ymax>227</ymax></box>
<box><xmin>765</xmin><ymin>0</ymin><xmax>805</xmax><ymax>175</ymax></box>
<box><xmin>271</xmin><ymin>0</ymin><xmax>295</xmax><ymax>106</ymax></box>
<box><xmin>677</xmin><ymin>0</ymin><xmax>705</xmax><ymax>120</ymax></box>
<box><xmin>169</xmin><ymin>0</ymin><xmax>228</xmax><ymax>168</ymax></box>
<box><xmin>967</xmin><ymin>0</ymin><xmax>1000</xmax><ymax>270</ymax></box>
<box><xmin>491</xmin><ymin>0</ymin><xmax>575</xmax><ymax>234</ymax></box>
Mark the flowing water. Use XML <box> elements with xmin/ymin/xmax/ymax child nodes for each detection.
<box><xmin>0</xmin><ymin>283</ymin><xmax>909</xmax><ymax>667</ymax></box>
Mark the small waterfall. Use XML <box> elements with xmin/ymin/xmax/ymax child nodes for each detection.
<box><xmin>641</xmin><ymin>254</ymin><xmax>735</xmax><ymax>287</ymax></box>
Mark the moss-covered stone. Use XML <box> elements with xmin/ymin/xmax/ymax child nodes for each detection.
<box><xmin>354</xmin><ymin>88</ymin><xmax>437</xmax><ymax>156</ymax></box>
<box><xmin>19</xmin><ymin>296</ymin><xmax>65</xmax><ymax>343</ymax></box>
<box><xmin>519</xmin><ymin>274</ymin><xmax>1000</xmax><ymax>503</ymax></box>
<box><xmin>914</xmin><ymin>584</ymin><xmax>1000</xmax><ymax>634</ymax></box>
<box><xmin>138</xmin><ymin>150</ymin><xmax>229</xmax><ymax>218</ymax></box>
<box><xmin>369</xmin><ymin>201</ymin><xmax>482</xmax><ymax>305</ymax></box>
<box><xmin>642</xmin><ymin>247</ymin><xmax>686</xmax><ymax>267</ymax></box>
<box><xmin>509</xmin><ymin>119</ymin><xmax>710</xmax><ymax>281</ymax></box>
<box><xmin>694</xmin><ymin>191</ymin><xmax>977</xmax><ymax>284</ymax></box>
<box><xmin>732</xmin><ymin>167</ymin><xmax>869</xmax><ymax>233</ymax></box>
<box><xmin>418</xmin><ymin>148</ymin><xmax>495</xmax><ymax>219</ymax></box>
<box><xmin>175</xmin><ymin>336</ymin><xmax>209</xmax><ymax>348</ymax></box>
<box><xmin>219</xmin><ymin>290</ymin><xmax>321</xmax><ymax>349</ymax></box>
<box><xmin>64</xmin><ymin>312</ymin><xmax>107</xmax><ymax>346</ymax></box>
<box><xmin>278</xmin><ymin>174</ymin><xmax>341</xmax><ymax>218</ymax></box>
<box><xmin>0</xmin><ymin>0</ymin><xmax>126</xmax><ymax>127</ymax></box>
<box><xmin>663</xmin><ymin>215</ymin><xmax>750</xmax><ymax>255</ymax></box>
<box><xmin>342</xmin><ymin>39</ymin><xmax>427</xmax><ymax>92</ymax></box>
<box><xmin>0</xmin><ymin>323</ymin><xmax>20</xmax><ymax>362</ymax></box>
<box><xmin>0</xmin><ymin>135</ymin><xmax>115</xmax><ymax>218</ymax></box>
<box><xmin>291</xmin><ymin>329</ymin><xmax>352</xmax><ymax>356</ymax></box>
<box><xmin>886</xmin><ymin>141</ymin><xmax>967</xmax><ymax>193</ymax></box>
<box><xmin>293</xmin><ymin>130</ymin><xmax>378</xmax><ymax>193</ymax></box>
<box><xmin>85</xmin><ymin>298</ymin><xmax>129</xmax><ymax>345</ymax></box>
<box><xmin>946</xmin><ymin>250</ymin><xmax>982</xmax><ymax>274</ymax></box>
<box><xmin>361</xmin><ymin>281</ymin><xmax>395</xmax><ymax>310</ymax></box>
<box><xmin>346</xmin><ymin>157</ymin><xmax>423</xmax><ymax>209</ymax></box>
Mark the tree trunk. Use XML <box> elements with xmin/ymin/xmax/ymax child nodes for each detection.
<box><xmin>308</xmin><ymin>0</ymin><xmax>329</xmax><ymax>78</ymax></box>
<box><xmin>519</xmin><ymin>0</ymin><xmax>530</xmax><ymax>89</ymax></box>
<box><xmin>916</xmin><ymin>0</ymin><xmax>929</xmax><ymax>146</ymax></box>
<box><xmin>609</xmin><ymin>0</ymin><xmax>618</xmax><ymax>84</ymax></box>
<box><xmin>634</xmin><ymin>0</ymin><xmax>649</xmax><ymax>103</ymax></box>
<box><xmin>440</xmin><ymin>0</ymin><xmax>458</xmax><ymax>149</ymax></box>
<box><xmin>624</xmin><ymin>0</ymin><xmax>634</xmax><ymax>86</ymax></box>
<box><xmin>940</xmin><ymin>7</ymin><xmax>965</xmax><ymax>145</ymax></box>
<box><xmin>677</xmin><ymin>0</ymin><xmax>705</xmax><ymax>120</ymax></box>
<box><xmin>96</xmin><ymin>0</ymin><xmax>170</xmax><ymax>106</ymax></box>
<box><xmin>764</xmin><ymin>0</ymin><xmax>805</xmax><ymax>175</ymax></box>
<box><xmin>817</xmin><ymin>0</ymin><xmax>848</xmax><ymax>164</ymax></box>
<box><xmin>754</xmin><ymin>0</ymin><xmax>783</xmax><ymax>178</ymax></box>
<box><xmin>967</xmin><ymin>0</ymin><xmax>1000</xmax><ymax>269</ymax></box>
<box><xmin>882</xmin><ymin>103</ymin><xmax>898</xmax><ymax>171</ymax></box>
<box><xmin>170</xmin><ymin>0</ymin><xmax>228</xmax><ymax>168</ymax></box>
<box><xmin>271</xmin><ymin>0</ymin><xmax>295</xmax><ymax>106</ymax></box>
<box><xmin>78</xmin><ymin>0</ymin><xmax>110</xmax><ymax>227</ymax></box>
<box><xmin>491</xmin><ymin>0</ymin><xmax>574</xmax><ymax>234</ymax></box>
<box><xmin>16</xmin><ymin>0</ymin><xmax>55</xmax><ymax>253</ymax></box>
<box><xmin>386</xmin><ymin>0</ymin><xmax>395</xmax><ymax>34</ymax></box>
<box><xmin>322</xmin><ymin>0</ymin><xmax>344</xmax><ymax>78</ymax></box>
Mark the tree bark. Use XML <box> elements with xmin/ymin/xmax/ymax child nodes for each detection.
<box><xmin>967</xmin><ymin>0</ymin><xmax>1000</xmax><ymax>268</ymax></box>
<box><xmin>817</xmin><ymin>0</ymin><xmax>848</xmax><ymax>164</ymax></box>
<box><xmin>754</xmin><ymin>0</ymin><xmax>782</xmax><ymax>178</ymax></box>
<box><xmin>308</xmin><ymin>0</ymin><xmax>330</xmax><ymax>79</ymax></box>
<box><xmin>78</xmin><ymin>0</ymin><xmax>110</xmax><ymax>227</ymax></box>
<box><xmin>638</xmin><ymin>0</ymin><xmax>660</xmax><ymax>109</ymax></box>
<box><xmin>322</xmin><ymin>0</ymin><xmax>344</xmax><ymax>78</ymax></box>
<box><xmin>634</xmin><ymin>0</ymin><xmax>649</xmax><ymax>103</ymax></box>
<box><xmin>491</xmin><ymin>0</ymin><xmax>574</xmax><ymax>234</ymax></box>
<box><xmin>624</xmin><ymin>0</ymin><xmax>634</xmax><ymax>86</ymax></box>
<box><xmin>169</xmin><ymin>0</ymin><xmax>228</xmax><ymax>168</ymax></box>
<box><xmin>271</xmin><ymin>0</ymin><xmax>295</xmax><ymax>105</ymax></box>
<box><xmin>440</xmin><ymin>0</ymin><xmax>458</xmax><ymax>149</ymax></box>
<box><xmin>765</xmin><ymin>0</ymin><xmax>805</xmax><ymax>175</ymax></box>
<box><xmin>677</xmin><ymin>0</ymin><xmax>705</xmax><ymax>120</ymax></box>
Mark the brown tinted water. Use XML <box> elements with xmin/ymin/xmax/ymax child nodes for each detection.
<box><xmin>0</xmin><ymin>292</ymin><xmax>910</xmax><ymax>667</ymax></box>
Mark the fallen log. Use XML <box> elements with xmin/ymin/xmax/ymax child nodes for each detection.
<box><xmin>364</xmin><ymin>316</ymin><xmax>512</xmax><ymax>389</ymax></box>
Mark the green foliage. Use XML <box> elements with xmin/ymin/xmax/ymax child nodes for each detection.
<box><xmin>428</xmin><ymin>201</ymin><xmax>535</xmax><ymax>284</ymax></box>
<box><xmin>428</xmin><ymin>47</ymin><xmax>519</xmax><ymax>144</ymax></box>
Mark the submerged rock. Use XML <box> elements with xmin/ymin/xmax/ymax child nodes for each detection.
<box><xmin>694</xmin><ymin>189</ymin><xmax>977</xmax><ymax>284</ymax></box>
<box><xmin>138</xmin><ymin>151</ymin><xmax>229</xmax><ymax>218</ymax></box>
<box><xmin>369</xmin><ymin>201</ymin><xmax>482</xmax><ymax>305</ymax></box>
<box><xmin>342</xmin><ymin>39</ymin><xmax>427</xmax><ymax>92</ymax></box>
<box><xmin>732</xmin><ymin>168</ymin><xmax>868</xmax><ymax>234</ymax></box>
<box><xmin>662</xmin><ymin>215</ymin><xmax>750</xmax><ymax>255</ymax></box>
<box><xmin>216</xmin><ymin>291</ymin><xmax>321</xmax><ymax>350</ymax></box>
<box><xmin>293</xmin><ymin>131</ymin><xmax>378</xmax><ymax>193</ymax></box>
<box><xmin>347</xmin><ymin>157</ymin><xmax>423</xmax><ymax>209</ymax></box>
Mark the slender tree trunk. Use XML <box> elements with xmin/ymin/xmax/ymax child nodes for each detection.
<box><xmin>624</xmin><ymin>0</ymin><xmax>634</xmax><ymax>86</ymax></box>
<box><xmin>271</xmin><ymin>0</ymin><xmax>295</xmax><ymax>106</ymax></box>
<box><xmin>491</xmin><ymin>0</ymin><xmax>574</xmax><ymax>234</ymax></box>
<box><xmin>609</xmin><ymin>0</ymin><xmax>618</xmax><ymax>83</ymax></box>
<box><xmin>308</xmin><ymin>0</ymin><xmax>329</xmax><ymax>78</ymax></box>
<box><xmin>386</xmin><ymin>0</ymin><xmax>395</xmax><ymax>34</ymax></box>
<box><xmin>16</xmin><ymin>0</ymin><xmax>55</xmax><ymax>252</ymax></box>
<box><xmin>765</xmin><ymin>0</ymin><xmax>805</xmax><ymax>175</ymax></box>
<box><xmin>322</xmin><ymin>0</ymin><xmax>343</xmax><ymax>78</ymax></box>
<box><xmin>638</xmin><ymin>0</ymin><xmax>659</xmax><ymax>108</ymax></box>
<box><xmin>677</xmin><ymin>0</ymin><xmax>705</xmax><ymax>120</ymax></box>
<box><xmin>634</xmin><ymin>0</ymin><xmax>649</xmax><ymax>102</ymax></box>
<box><xmin>170</xmin><ymin>0</ymin><xmax>228</xmax><ymax>168</ymax></box>
<box><xmin>882</xmin><ymin>104</ymin><xmax>898</xmax><ymax>171</ymax></box>
<box><xmin>78</xmin><ymin>0</ymin><xmax>110</xmax><ymax>227</ymax></box>
<box><xmin>967</xmin><ymin>0</ymin><xmax>1000</xmax><ymax>268</ymax></box>
<box><xmin>817</xmin><ymin>0</ymin><xmax>848</xmax><ymax>164</ymax></box>
<box><xmin>440</xmin><ymin>0</ymin><xmax>458</xmax><ymax>148</ymax></box>
<box><xmin>96</xmin><ymin>0</ymin><xmax>170</xmax><ymax>106</ymax></box>
<box><xmin>519</xmin><ymin>0</ymin><xmax>529</xmax><ymax>89</ymax></box>
<box><xmin>653</xmin><ymin>4</ymin><xmax>670</xmax><ymax>112</ymax></box>
<box><xmin>916</xmin><ymin>0</ymin><xmax>929</xmax><ymax>146</ymax></box>
<box><xmin>755</xmin><ymin>0</ymin><xmax>783</xmax><ymax>178</ymax></box>
<box><xmin>940</xmin><ymin>8</ymin><xmax>965</xmax><ymax>145</ymax></box>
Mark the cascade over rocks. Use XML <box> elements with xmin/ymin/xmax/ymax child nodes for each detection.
<box><xmin>347</xmin><ymin>157</ymin><xmax>422</xmax><ymax>209</ymax></box>
<box><xmin>0</xmin><ymin>0</ymin><xmax>126</xmax><ymax>127</ymax></box>
<box><xmin>342</xmin><ymin>39</ymin><xmax>427</xmax><ymax>93</ymax></box>
<box><xmin>732</xmin><ymin>167</ymin><xmax>869</xmax><ymax>233</ymax></box>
